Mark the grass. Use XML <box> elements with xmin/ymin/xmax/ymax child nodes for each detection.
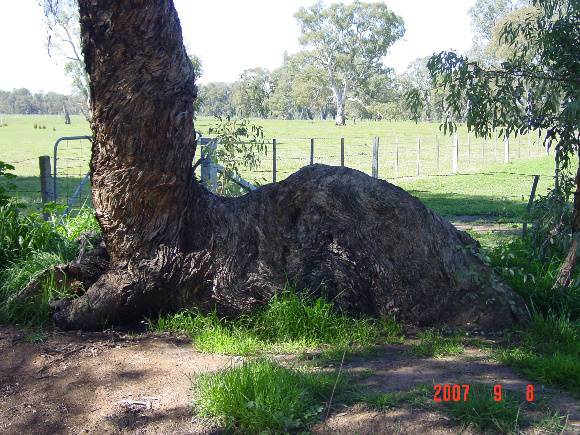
<box><xmin>0</xmin><ymin>202</ymin><xmax>99</xmax><ymax>326</ymax></box>
<box><xmin>360</xmin><ymin>385</ymin><xmax>432</xmax><ymax>411</ymax></box>
<box><xmin>1</xmin><ymin>115</ymin><xmax>554</xmax><ymax>218</ymax></box>
<box><xmin>442</xmin><ymin>384</ymin><xmax>523</xmax><ymax>434</ymax></box>
<box><xmin>409</xmin><ymin>328</ymin><xmax>465</xmax><ymax>358</ymax></box>
<box><xmin>496</xmin><ymin>311</ymin><xmax>580</xmax><ymax>395</ymax></box>
<box><xmin>192</xmin><ymin>358</ymin><xmax>352</xmax><ymax>433</ymax></box>
<box><xmin>150</xmin><ymin>288</ymin><xmax>400</xmax><ymax>356</ymax></box>
<box><xmin>473</xmin><ymin>232</ymin><xmax>580</xmax><ymax>397</ymax></box>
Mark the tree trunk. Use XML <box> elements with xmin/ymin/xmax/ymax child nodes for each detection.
<box><xmin>63</xmin><ymin>104</ymin><xmax>71</xmax><ymax>125</ymax></box>
<box><xmin>334</xmin><ymin>102</ymin><xmax>346</xmax><ymax>126</ymax></box>
<box><xmin>554</xmin><ymin>161</ymin><xmax>580</xmax><ymax>288</ymax></box>
<box><xmin>53</xmin><ymin>0</ymin><xmax>528</xmax><ymax>331</ymax></box>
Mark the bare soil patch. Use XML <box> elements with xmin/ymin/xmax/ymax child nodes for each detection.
<box><xmin>1</xmin><ymin>326</ymin><xmax>578</xmax><ymax>434</ymax></box>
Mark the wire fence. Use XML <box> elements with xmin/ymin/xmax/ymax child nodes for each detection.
<box><xmin>2</xmin><ymin>131</ymin><xmax>551</xmax><ymax>213</ymax></box>
<box><xmin>204</xmin><ymin>132</ymin><xmax>548</xmax><ymax>186</ymax></box>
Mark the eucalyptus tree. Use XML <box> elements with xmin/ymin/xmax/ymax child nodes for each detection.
<box><xmin>295</xmin><ymin>1</ymin><xmax>404</xmax><ymax>125</ymax></box>
<box><xmin>408</xmin><ymin>0</ymin><xmax>579</xmax><ymax>287</ymax></box>
<box><xmin>44</xmin><ymin>0</ymin><xmax>525</xmax><ymax>331</ymax></box>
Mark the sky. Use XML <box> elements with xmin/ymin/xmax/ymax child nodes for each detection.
<box><xmin>0</xmin><ymin>0</ymin><xmax>475</xmax><ymax>94</ymax></box>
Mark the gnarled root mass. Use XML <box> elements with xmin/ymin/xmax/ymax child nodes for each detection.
<box><xmin>53</xmin><ymin>165</ymin><xmax>528</xmax><ymax>331</ymax></box>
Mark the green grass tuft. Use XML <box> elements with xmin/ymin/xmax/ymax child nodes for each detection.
<box><xmin>442</xmin><ymin>384</ymin><xmax>522</xmax><ymax>433</ymax></box>
<box><xmin>192</xmin><ymin>358</ymin><xmax>351</xmax><ymax>433</ymax></box>
<box><xmin>150</xmin><ymin>288</ymin><xmax>400</xmax><ymax>356</ymax></box>
<box><xmin>410</xmin><ymin>329</ymin><xmax>465</xmax><ymax>358</ymax></box>
<box><xmin>497</xmin><ymin>311</ymin><xmax>580</xmax><ymax>395</ymax></box>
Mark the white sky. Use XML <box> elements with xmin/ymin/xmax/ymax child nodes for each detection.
<box><xmin>0</xmin><ymin>0</ymin><xmax>475</xmax><ymax>94</ymax></box>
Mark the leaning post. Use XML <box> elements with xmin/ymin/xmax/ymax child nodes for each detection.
<box><xmin>452</xmin><ymin>133</ymin><xmax>459</xmax><ymax>174</ymax></box>
<box><xmin>372</xmin><ymin>137</ymin><xmax>379</xmax><ymax>178</ymax></box>
<box><xmin>39</xmin><ymin>155</ymin><xmax>54</xmax><ymax>220</ymax></box>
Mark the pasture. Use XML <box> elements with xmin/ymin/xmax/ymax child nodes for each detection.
<box><xmin>0</xmin><ymin>114</ymin><xmax>556</xmax><ymax>219</ymax></box>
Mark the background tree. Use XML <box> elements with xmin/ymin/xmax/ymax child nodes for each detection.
<box><xmin>43</xmin><ymin>0</ymin><xmax>91</xmax><ymax>119</ymax></box>
<box><xmin>231</xmin><ymin>68</ymin><xmax>272</xmax><ymax>118</ymax></box>
<box><xmin>188</xmin><ymin>53</ymin><xmax>203</xmax><ymax>116</ymax></box>
<box><xmin>468</xmin><ymin>0</ymin><xmax>530</xmax><ymax>63</ymax></box>
<box><xmin>295</xmin><ymin>1</ymin><xmax>404</xmax><ymax>125</ymax></box>
<box><xmin>198</xmin><ymin>82</ymin><xmax>234</xmax><ymax>118</ymax></box>
<box><xmin>407</xmin><ymin>0</ymin><xmax>579</xmax><ymax>288</ymax></box>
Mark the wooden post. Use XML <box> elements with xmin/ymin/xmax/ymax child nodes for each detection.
<box><xmin>504</xmin><ymin>134</ymin><xmax>510</xmax><ymax>163</ymax></box>
<box><xmin>310</xmin><ymin>138</ymin><xmax>314</xmax><ymax>165</ymax></box>
<box><xmin>452</xmin><ymin>133</ymin><xmax>459</xmax><ymax>174</ymax></box>
<box><xmin>467</xmin><ymin>133</ymin><xmax>471</xmax><ymax>166</ymax></box>
<box><xmin>395</xmin><ymin>138</ymin><xmax>400</xmax><ymax>178</ymax></box>
<box><xmin>39</xmin><ymin>155</ymin><xmax>53</xmax><ymax>219</ymax></box>
<box><xmin>436</xmin><ymin>135</ymin><xmax>440</xmax><ymax>173</ymax></box>
<box><xmin>372</xmin><ymin>136</ymin><xmax>379</xmax><ymax>178</ymax></box>
<box><xmin>272</xmin><ymin>139</ymin><xmax>277</xmax><ymax>183</ymax></box>
<box><xmin>522</xmin><ymin>175</ymin><xmax>540</xmax><ymax>236</ymax></box>
<box><xmin>340</xmin><ymin>138</ymin><xmax>345</xmax><ymax>167</ymax></box>
<box><xmin>416</xmin><ymin>137</ymin><xmax>421</xmax><ymax>177</ymax></box>
<box><xmin>200</xmin><ymin>138</ymin><xmax>217</xmax><ymax>191</ymax></box>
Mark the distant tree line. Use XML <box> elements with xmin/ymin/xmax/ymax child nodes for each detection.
<box><xmin>0</xmin><ymin>88</ymin><xmax>85</xmax><ymax>116</ymax></box>
<box><xmin>195</xmin><ymin>54</ymin><xmax>449</xmax><ymax>123</ymax></box>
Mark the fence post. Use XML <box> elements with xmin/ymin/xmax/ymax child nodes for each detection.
<box><xmin>452</xmin><ymin>133</ymin><xmax>459</xmax><ymax>174</ymax></box>
<box><xmin>522</xmin><ymin>175</ymin><xmax>540</xmax><ymax>236</ymax></box>
<box><xmin>310</xmin><ymin>138</ymin><xmax>314</xmax><ymax>165</ymax></box>
<box><xmin>272</xmin><ymin>138</ymin><xmax>277</xmax><ymax>183</ymax></box>
<box><xmin>39</xmin><ymin>156</ymin><xmax>54</xmax><ymax>219</ymax></box>
<box><xmin>416</xmin><ymin>137</ymin><xmax>421</xmax><ymax>177</ymax></box>
<box><xmin>395</xmin><ymin>138</ymin><xmax>400</xmax><ymax>178</ymax></box>
<box><xmin>467</xmin><ymin>133</ymin><xmax>471</xmax><ymax>166</ymax></box>
<box><xmin>340</xmin><ymin>138</ymin><xmax>345</xmax><ymax>167</ymax></box>
<box><xmin>436</xmin><ymin>135</ymin><xmax>440</xmax><ymax>173</ymax></box>
<box><xmin>372</xmin><ymin>137</ymin><xmax>379</xmax><ymax>178</ymax></box>
<box><xmin>200</xmin><ymin>138</ymin><xmax>217</xmax><ymax>191</ymax></box>
<box><xmin>504</xmin><ymin>134</ymin><xmax>510</xmax><ymax>163</ymax></box>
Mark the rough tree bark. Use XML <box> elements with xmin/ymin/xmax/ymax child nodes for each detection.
<box><xmin>53</xmin><ymin>0</ymin><xmax>528</xmax><ymax>331</ymax></box>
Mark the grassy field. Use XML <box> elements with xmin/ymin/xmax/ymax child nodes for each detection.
<box><xmin>0</xmin><ymin>114</ymin><xmax>556</xmax><ymax>218</ymax></box>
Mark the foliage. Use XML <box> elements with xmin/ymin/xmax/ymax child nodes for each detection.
<box><xmin>207</xmin><ymin>116</ymin><xmax>266</xmax><ymax>195</ymax></box>
<box><xmin>231</xmin><ymin>68</ymin><xmax>272</xmax><ymax>118</ymax></box>
<box><xmin>43</xmin><ymin>0</ymin><xmax>90</xmax><ymax>118</ymax></box>
<box><xmin>408</xmin><ymin>0</ymin><xmax>579</xmax><ymax>171</ymax></box>
<box><xmin>528</xmin><ymin>174</ymin><xmax>575</xmax><ymax>260</ymax></box>
<box><xmin>0</xmin><ymin>161</ymin><xmax>16</xmax><ymax>207</ymax></box>
<box><xmin>481</xmin><ymin>234</ymin><xmax>580</xmax><ymax>394</ymax></box>
<box><xmin>487</xmin><ymin>236</ymin><xmax>579</xmax><ymax>318</ymax></box>
<box><xmin>295</xmin><ymin>0</ymin><xmax>405</xmax><ymax>123</ymax></box>
<box><xmin>0</xmin><ymin>202</ymin><xmax>99</xmax><ymax>326</ymax></box>
<box><xmin>192</xmin><ymin>358</ymin><xmax>352</xmax><ymax>433</ymax></box>
<box><xmin>0</xmin><ymin>88</ymin><xmax>83</xmax><ymax>115</ymax></box>
<box><xmin>197</xmin><ymin>82</ymin><xmax>234</xmax><ymax>118</ymax></box>
<box><xmin>149</xmin><ymin>287</ymin><xmax>397</xmax><ymax>355</ymax></box>
<box><xmin>468</xmin><ymin>0</ymin><xmax>529</xmax><ymax>63</ymax></box>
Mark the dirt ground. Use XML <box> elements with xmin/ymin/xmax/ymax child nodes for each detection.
<box><xmin>1</xmin><ymin>325</ymin><xmax>578</xmax><ymax>435</ymax></box>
